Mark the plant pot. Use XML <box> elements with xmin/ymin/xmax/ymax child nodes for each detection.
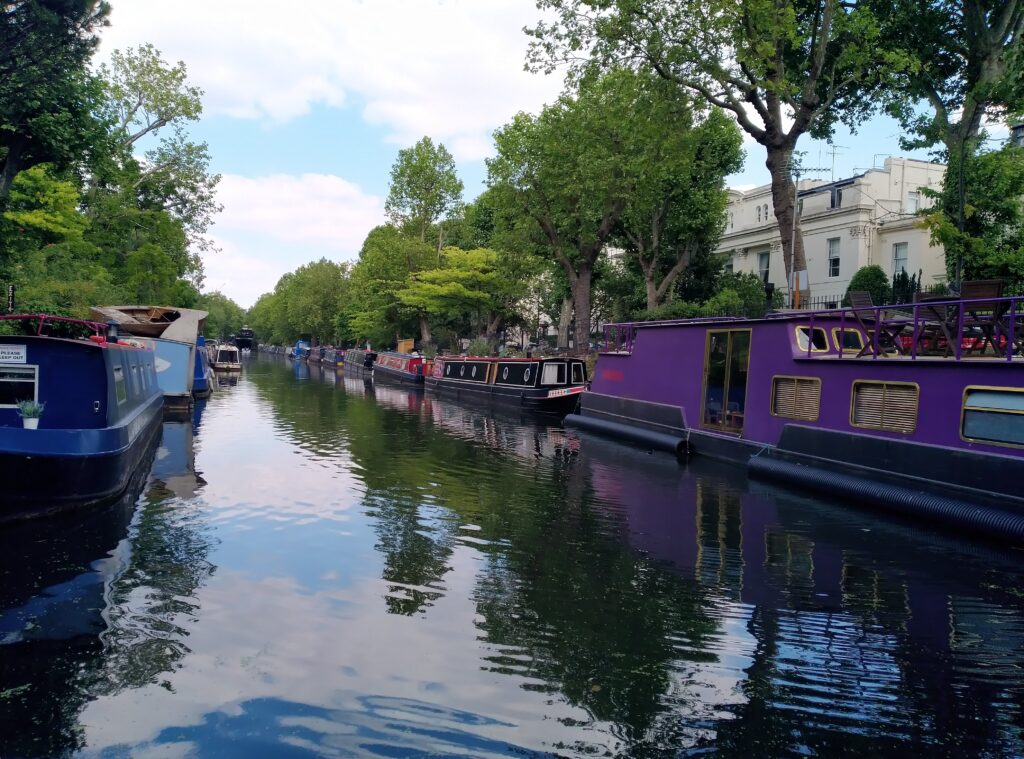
<box><xmin>22</xmin><ymin>417</ymin><xmax>39</xmax><ymax>430</ymax></box>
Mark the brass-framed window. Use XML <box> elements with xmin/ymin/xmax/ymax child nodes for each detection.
<box><xmin>850</xmin><ymin>380</ymin><xmax>918</xmax><ymax>434</ymax></box>
<box><xmin>701</xmin><ymin>329</ymin><xmax>752</xmax><ymax>434</ymax></box>
<box><xmin>796</xmin><ymin>326</ymin><xmax>829</xmax><ymax>353</ymax></box>
<box><xmin>961</xmin><ymin>386</ymin><xmax>1024</xmax><ymax>449</ymax></box>
<box><xmin>771</xmin><ymin>376</ymin><xmax>821</xmax><ymax>421</ymax></box>
<box><xmin>832</xmin><ymin>327</ymin><xmax>865</xmax><ymax>354</ymax></box>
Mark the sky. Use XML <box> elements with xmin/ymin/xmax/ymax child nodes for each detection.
<box><xmin>98</xmin><ymin>0</ymin><xmax>944</xmax><ymax>308</ymax></box>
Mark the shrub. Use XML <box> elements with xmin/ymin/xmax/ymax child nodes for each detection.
<box><xmin>466</xmin><ymin>337</ymin><xmax>491</xmax><ymax>356</ymax></box>
<box><xmin>846</xmin><ymin>265</ymin><xmax>890</xmax><ymax>305</ymax></box>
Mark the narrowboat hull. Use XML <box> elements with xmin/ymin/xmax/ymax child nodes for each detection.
<box><xmin>373</xmin><ymin>363</ymin><xmax>424</xmax><ymax>386</ymax></box>
<box><xmin>0</xmin><ymin>392</ymin><xmax>163</xmax><ymax>522</ymax></box>
<box><xmin>425</xmin><ymin>376</ymin><xmax>583</xmax><ymax>414</ymax></box>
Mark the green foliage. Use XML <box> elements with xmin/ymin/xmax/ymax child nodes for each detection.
<box><xmin>891</xmin><ymin>269</ymin><xmax>921</xmax><ymax>304</ymax></box>
<box><xmin>196</xmin><ymin>291</ymin><xmax>246</xmax><ymax>339</ymax></box>
<box><xmin>15</xmin><ymin>399</ymin><xmax>45</xmax><ymax>419</ymax></box>
<box><xmin>922</xmin><ymin>144</ymin><xmax>1024</xmax><ymax>292</ymax></box>
<box><xmin>466</xmin><ymin>337</ymin><xmax>491</xmax><ymax>356</ymax></box>
<box><xmin>385</xmin><ymin>137</ymin><xmax>464</xmax><ymax>242</ymax></box>
<box><xmin>635</xmin><ymin>272</ymin><xmax>777</xmax><ymax>320</ymax></box>
<box><xmin>846</xmin><ymin>265</ymin><xmax>891</xmax><ymax>305</ymax></box>
<box><xmin>3</xmin><ymin>165</ymin><xmax>88</xmax><ymax>240</ymax></box>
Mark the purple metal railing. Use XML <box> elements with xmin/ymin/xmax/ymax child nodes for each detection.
<box><xmin>602</xmin><ymin>294</ymin><xmax>1024</xmax><ymax>361</ymax></box>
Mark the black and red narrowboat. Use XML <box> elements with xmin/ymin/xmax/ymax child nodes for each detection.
<box><xmin>373</xmin><ymin>351</ymin><xmax>429</xmax><ymax>386</ymax></box>
<box><xmin>427</xmin><ymin>355</ymin><xmax>587</xmax><ymax>415</ymax></box>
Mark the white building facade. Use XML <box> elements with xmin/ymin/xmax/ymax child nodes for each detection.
<box><xmin>717</xmin><ymin>157</ymin><xmax>947</xmax><ymax>306</ymax></box>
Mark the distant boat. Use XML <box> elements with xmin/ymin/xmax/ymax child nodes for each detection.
<box><xmin>373</xmin><ymin>351</ymin><xmax>428</xmax><ymax>386</ymax></box>
<box><xmin>211</xmin><ymin>343</ymin><xmax>241</xmax><ymax>372</ymax></box>
<box><xmin>427</xmin><ymin>355</ymin><xmax>587</xmax><ymax>415</ymax></box>
<box><xmin>235</xmin><ymin>326</ymin><xmax>256</xmax><ymax>352</ymax></box>
<box><xmin>0</xmin><ymin>314</ymin><xmax>163</xmax><ymax>521</ymax></box>
<box><xmin>90</xmin><ymin>306</ymin><xmax>208</xmax><ymax>413</ymax></box>
<box><xmin>288</xmin><ymin>340</ymin><xmax>310</xmax><ymax>361</ymax></box>
<box><xmin>342</xmin><ymin>347</ymin><xmax>376</xmax><ymax>376</ymax></box>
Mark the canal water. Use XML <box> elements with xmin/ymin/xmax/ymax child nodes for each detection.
<box><xmin>2</xmin><ymin>358</ymin><xmax>1024</xmax><ymax>758</ymax></box>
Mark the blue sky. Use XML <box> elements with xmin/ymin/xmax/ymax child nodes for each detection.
<box><xmin>100</xmin><ymin>0</ymin><xmax>947</xmax><ymax>307</ymax></box>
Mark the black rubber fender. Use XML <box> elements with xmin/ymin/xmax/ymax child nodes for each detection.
<box><xmin>564</xmin><ymin>414</ymin><xmax>686</xmax><ymax>455</ymax></box>
<box><xmin>748</xmin><ymin>455</ymin><xmax>1024</xmax><ymax>544</ymax></box>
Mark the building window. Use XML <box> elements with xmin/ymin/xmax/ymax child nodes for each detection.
<box><xmin>907</xmin><ymin>191</ymin><xmax>920</xmax><ymax>213</ymax></box>
<box><xmin>729</xmin><ymin>212</ymin><xmax>734</xmax><ymax>229</ymax></box>
<box><xmin>827</xmin><ymin>238</ymin><xmax>840</xmax><ymax>277</ymax></box>
<box><xmin>893</xmin><ymin>242</ymin><xmax>908</xmax><ymax>275</ymax></box>
<box><xmin>831</xmin><ymin>188</ymin><xmax>843</xmax><ymax>209</ymax></box>
<box><xmin>756</xmin><ymin>206</ymin><xmax>762</xmax><ymax>223</ymax></box>
<box><xmin>763</xmin><ymin>204</ymin><xmax>769</xmax><ymax>222</ymax></box>
<box><xmin>758</xmin><ymin>251</ymin><xmax>770</xmax><ymax>282</ymax></box>
<box><xmin>724</xmin><ymin>259</ymin><xmax>734</xmax><ymax>274</ymax></box>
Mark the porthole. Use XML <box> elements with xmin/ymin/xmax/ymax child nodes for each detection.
<box><xmin>460</xmin><ymin>365</ymin><xmax>465</xmax><ymax>377</ymax></box>
<box><xmin>524</xmin><ymin>367</ymin><xmax>531</xmax><ymax>382</ymax></box>
<box><xmin>502</xmin><ymin>367</ymin><xmax>509</xmax><ymax>380</ymax></box>
<box><xmin>472</xmin><ymin>366</ymin><xmax>477</xmax><ymax>378</ymax></box>
<box><xmin>446</xmin><ymin>364</ymin><xmax>451</xmax><ymax>376</ymax></box>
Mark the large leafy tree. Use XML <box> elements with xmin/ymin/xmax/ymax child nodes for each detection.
<box><xmin>385</xmin><ymin>137</ymin><xmax>464</xmax><ymax>243</ymax></box>
<box><xmin>196</xmin><ymin>290</ymin><xmax>246</xmax><ymax>340</ymax></box>
<box><xmin>0</xmin><ymin>0</ymin><xmax>110</xmax><ymax>201</ymax></box>
<box><xmin>613</xmin><ymin>81</ymin><xmax>743</xmax><ymax>310</ymax></box>
<box><xmin>875</xmin><ymin>0</ymin><xmax>1024</xmax><ymax>284</ymax></box>
<box><xmin>527</xmin><ymin>0</ymin><xmax>896</xmax><ymax>297</ymax></box>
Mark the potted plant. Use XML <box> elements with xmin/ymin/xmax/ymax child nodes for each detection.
<box><xmin>16</xmin><ymin>399</ymin><xmax>44</xmax><ymax>429</ymax></box>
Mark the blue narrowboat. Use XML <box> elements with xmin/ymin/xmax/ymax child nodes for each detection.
<box><xmin>0</xmin><ymin>314</ymin><xmax>163</xmax><ymax>522</ymax></box>
<box><xmin>193</xmin><ymin>335</ymin><xmax>214</xmax><ymax>398</ymax></box>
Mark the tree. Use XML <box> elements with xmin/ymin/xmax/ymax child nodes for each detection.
<box><xmin>845</xmin><ymin>264</ymin><xmax>891</xmax><ymax>305</ymax></box>
<box><xmin>196</xmin><ymin>291</ymin><xmax>246</xmax><ymax>339</ymax></box>
<box><xmin>488</xmin><ymin>72</ymin><xmax>644</xmax><ymax>349</ymax></box>
<box><xmin>922</xmin><ymin>143</ymin><xmax>1024</xmax><ymax>292</ymax></box>
<box><xmin>874</xmin><ymin>0</ymin><xmax>1024</xmax><ymax>284</ymax></box>
<box><xmin>527</xmin><ymin>0</ymin><xmax>896</xmax><ymax>298</ymax></box>
<box><xmin>0</xmin><ymin>0</ymin><xmax>110</xmax><ymax>201</ymax></box>
<box><xmin>347</xmin><ymin>225</ymin><xmax>436</xmax><ymax>346</ymax></box>
<box><xmin>612</xmin><ymin>78</ymin><xmax>743</xmax><ymax>310</ymax></box>
<box><xmin>282</xmin><ymin>259</ymin><xmax>349</xmax><ymax>344</ymax></box>
<box><xmin>385</xmin><ymin>137</ymin><xmax>464</xmax><ymax>243</ymax></box>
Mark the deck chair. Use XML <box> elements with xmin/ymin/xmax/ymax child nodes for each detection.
<box><xmin>846</xmin><ymin>291</ymin><xmax>912</xmax><ymax>357</ymax></box>
<box><xmin>960</xmin><ymin>279</ymin><xmax>1006</xmax><ymax>355</ymax></box>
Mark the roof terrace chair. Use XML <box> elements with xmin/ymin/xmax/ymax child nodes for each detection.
<box><xmin>913</xmin><ymin>291</ymin><xmax>958</xmax><ymax>356</ymax></box>
<box><xmin>847</xmin><ymin>291</ymin><xmax>912</xmax><ymax>357</ymax></box>
<box><xmin>960</xmin><ymin>279</ymin><xmax>1006</xmax><ymax>355</ymax></box>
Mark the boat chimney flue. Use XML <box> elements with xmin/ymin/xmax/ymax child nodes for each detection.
<box><xmin>105</xmin><ymin>321</ymin><xmax>119</xmax><ymax>342</ymax></box>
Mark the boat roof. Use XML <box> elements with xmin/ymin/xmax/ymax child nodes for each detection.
<box><xmin>91</xmin><ymin>306</ymin><xmax>208</xmax><ymax>342</ymax></box>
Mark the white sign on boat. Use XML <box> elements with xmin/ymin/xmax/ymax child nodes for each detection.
<box><xmin>0</xmin><ymin>344</ymin><xmax>27</xmax><ymax>363</ymax></box>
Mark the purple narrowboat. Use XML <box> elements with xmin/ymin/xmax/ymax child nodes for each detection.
<box><xmin>568</xmin><ymin>293</ymin><xmax>1024</xmax><ymax>541</ymax></box>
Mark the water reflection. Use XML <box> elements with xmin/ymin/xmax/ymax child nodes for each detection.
<box><xmin>4</xmin><ymin>357</ymin><xmax>1023</xmax><ymax>757</ymax></box>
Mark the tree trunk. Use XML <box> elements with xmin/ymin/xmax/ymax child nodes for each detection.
<box><xmin>0</xmin><ymin>136</ymin><xmax>28</xmax><ymax>203</ymax></box>
<box><xmin>557</xmin><ymin>296</ymin><xmax>572</xmax><ymax>349</ymax></box>
<box><xmin>571</xmin><ymin>266</ymin><xmax>593</xmax><ymax>353</ymax></box>
<box><xmin>419</xmin><ymin>315</ymin><xmax>431</xmax><ymax>346</ymax></box>
<box><xmin>765</xmin><ymin>145</ymin><xmax>808</xmax><ymax>300</ymax></box>
<box><xmin>645</xmin><ymin>274</ymin><xmax>659</xmax><ymax>312</ymax></box>
<box><xmin>485</xmin><ymin>313</ymin><xmax>502</xmax><ymax>350</ymax></box>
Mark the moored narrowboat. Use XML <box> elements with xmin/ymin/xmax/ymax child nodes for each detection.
<box><xmin>91</xmin><ymin>306</ymin><xmax>207</xmax><ymax>413</ymax></box>
<box><xmin>427</xmin><ymin>355</ymin><xmax>587</xmax><ymax>415</ymax></box>
<box><xmin>568</xmin><ymin>293</ymin><xmax>1024</xmax><ymax>541</ymax></box>
<box><xmin>342</xmin><ymin>347</ymin><xmax>376</xmax><ymax>376</ymax></box>
<box><xmin>211</xmin><ymin>343</ymin><xmax>242</xmax><ymax>372</ymax></box>
<box><xmin>373</xmin><ymin>351</ymin><xmax>427</xmax><ymax>386</ymax></box>
<box><xmin>0</xmin><ymin>314</ymin><xmax>163</xmax><ymax>522</ymax></box>
<box><xmin>288</xmin><ymin>340</ymin><xmax>310</xmax><ymax>361</ymax></box>
<box><xmin>193</xmin><ymin>335</ymin><xmax>214</xmax><ymax>398</ymax></box>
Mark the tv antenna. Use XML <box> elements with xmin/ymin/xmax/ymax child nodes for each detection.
<box><xmin>826</xmin><ymin>143</ymin><xmax>847</xmax><ymax>181</ymax></box>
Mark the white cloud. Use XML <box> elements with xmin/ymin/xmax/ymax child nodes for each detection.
<box><xmin>202</xmin><ymin>173</ymin><xmax>385</xmax><ymax>307</ymax></box>
<box><xmin>100</xmin><ymin>0</ymin><xmax>564</xmax><ymax>162</ymax></box>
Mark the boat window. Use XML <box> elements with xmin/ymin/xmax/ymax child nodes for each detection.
<box><xmin>701</xmin><ymin>330</ymin><xmax>751</xmax><ymax>434</ymax></box>
<box><xmin>962</xmin><ymin>387</ymin><xmax>1024</xmax><ymax>448</ymax></box>
<box><xmin>113</xmin><ymin>365</ymin><xmax>127</xmax><ymax>404</ymax></box>
<box><xmin>796</xmin><ymin>326</ymin><xmax>829</xmax><ymax>352</ymax></box>
<box><xmin>541</xmin><ymin>362</ymin><xmax>566</xmax><ymax>385</ymax></box>
<box><xmin>851</xmin><ymin>381</ymin><xmax>917</xmax><ymax>434</ymax></box>
<box><xmin>130</xmin><ymin>364</ymin><xmax>139</xmax><ymax>396</ymax></box>
<box><xmin>571</xmin><ymin>362</ymin><xmax>585</xmax><ymax>384</ymax></box>
<box><xmin>0</xmin><ymin>365</ymin><xmax>37</xmax><ymax>406</ymax></box>
<box><xmin>832</xmin><ymin>328</ymin><xmax>864</xmax><ymax>353</ymax></box>
<box><xmin>771</xmin><ymin>376</ymin><xmax>821</xmax><ymax>421</ymax></box>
